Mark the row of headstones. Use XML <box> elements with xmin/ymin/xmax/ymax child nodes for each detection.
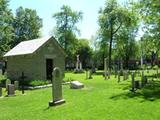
<box><xmin>0</xmin><ymin>80</ymin><xmax>19</xmax><ymax>97</ymax></box>
<box><xmin>131</xmin><ymin>71</ymin><xmax>148</xmax><ymax>92</ymax></box>
<box><xmin>117</xmin><ymin>70</ymin><xmax>129</xmax><ymax>82</ymax></box>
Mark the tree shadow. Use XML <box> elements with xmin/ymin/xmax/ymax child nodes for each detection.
<box><xmin>110</xmin><ymin>80</ymin><xmax>160</xmax><ymax>102</ymax></box>
<box><xmin>93</xmin><ymin>71</ymin><xmax>104</xmax><ymax>76</ymax></box>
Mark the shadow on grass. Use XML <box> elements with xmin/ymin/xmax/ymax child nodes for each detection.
<box><xmin>93</xmin><ymin>71</ymin><xmax>104</xmax><ymax>76</ymax></box>
<box><xmin>110</xmin><ymin>80</ymin><xmax>160</xmax><ymax>102</ymax></box>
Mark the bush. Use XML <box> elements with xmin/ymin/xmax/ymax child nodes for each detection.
<box><xmin>0</xmin><ymin>75</ymin><xmax>8</xmax><ymax>87</ymax></box>
<box><xmin>28</xmin><ymin>80</ymin><xmax>50</xmax><ymax>87</ymax></box>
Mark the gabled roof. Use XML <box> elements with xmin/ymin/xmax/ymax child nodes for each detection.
<box><xmin>4</xmin><ymin>36</ymin><xmax>65</xmax><ymax>57</ymax></box>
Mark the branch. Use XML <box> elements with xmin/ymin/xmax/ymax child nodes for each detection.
<box><xmin>113</xmin><ymin>22</ymin><xmax>122</xmax><ymax>35</ymax></box>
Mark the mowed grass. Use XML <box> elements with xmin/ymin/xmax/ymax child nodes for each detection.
<box><xmin>1</xmin><ymin>71</ymin><xmax>160</xmax><ymax>120</ymax></box>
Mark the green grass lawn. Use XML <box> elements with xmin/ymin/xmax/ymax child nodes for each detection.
<box><xmin>1</xmin><ymin>71</ymin><xmax>160</xmax><ymax>120</ymax></box>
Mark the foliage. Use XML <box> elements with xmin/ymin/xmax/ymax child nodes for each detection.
<box><xmin>98</xmin><ymin>0</ymin><xmax>133</xmax><ymax>70</ymax></box>
<box><xmin>28</xmin><ymin>80</ymin><xmax>50</xmax><ymax>87</ymax></box>
<box><xmin>76</xmin><ymin>39</ymin><xmax>93</xmax><ymax>68</ymax></box>
<box><xmin>0</xmin><ymin>0</ymin><xmax>14</xmax><ymax>58</ymax></box>
<box><xmin>13</xmin><ymin>6</ymin><xmax>43</xmax><ymax>46</ymax></box>
<box><xmin>137</xmin><ymin>0</ymin><xmax>160</xmax><ymax>65</ymax></box>
<box><xmin>53</xmin><ymin>5</ymin><xmax>82</xmax><ymax>51</ymax></box>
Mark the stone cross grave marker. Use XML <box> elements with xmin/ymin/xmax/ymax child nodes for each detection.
<box><xmin>6</xmin><ymin>79</ymin><xmax>11</xmax><ymax>91</ymax></box>
<box><xmin>14</xmin><ymin>81</ymin><xmax>19</xmax><ymax>90</ymax></box>
<box><xmin>7</xmin><ymin>84</ymin><xmax>15</xmax><ymax>96</ymax></box>
<box><xmin>49</xmin><ymin>67</ymin><xmax>65</xmax><ymax>106</ymax></box>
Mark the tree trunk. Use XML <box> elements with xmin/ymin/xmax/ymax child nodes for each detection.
<box><xmin>108</xmin><ymin>24</ymin><xmax>113</xmax><ymax>71</ymax></box>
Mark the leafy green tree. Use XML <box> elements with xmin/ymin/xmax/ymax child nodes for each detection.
<box><xmin>13</xmin><ymin>6</ymin><xmax>42</xmax><ymax>46</ymax></box>
<box><xmin>76</xmin><ymin>39</ymin><xmax>93</xmax><ymax>69</ymax></box>
<box><xmin>53</xmin><ymin>5</ymin><xmax>82</xmax><ymax>51</ymax></box>
<box><xmin>98</xmin><ymin>0</ymin><xmax>130</xmax><ymax>71</ymax></box>
<box><xmin>53</xmin><ymin>5</ymin><xmax>83</xmax><ymax>66</ymax></box>
<box><xmin>0</xmin><ymin>0</ymin><xmax>14</xmax><ymax>58</ymax></box>
<box><xmin>137</xmin><ymin>0</ymin><xmax>160</xmax><ymax>65</ymax></box>
<box><xmin>114</xmin><ymin>4</ymin><xmax>139</xmax><ymax>69</ymax></box>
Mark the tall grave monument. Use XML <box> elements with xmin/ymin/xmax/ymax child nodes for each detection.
<box><xmin>74</xmin><ymin>55</ymin><xmax>83</xmax><ymax>73</ymax></box>
<box><xmin>49</xmin><ymin>67</ymin><xmax>65</xmax><ymax>106</ymax></box>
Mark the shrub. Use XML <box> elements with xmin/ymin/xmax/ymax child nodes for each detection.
<box><xmin>28</xmin><ymin>80</ymin><xmax>50</xmax><ymax>87</ymax></box>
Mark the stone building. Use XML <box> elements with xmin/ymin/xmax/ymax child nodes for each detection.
<box><xmin>4</xmin><ymin>36</ymin><xmax>65</xmax><ymax>80</ymax></box>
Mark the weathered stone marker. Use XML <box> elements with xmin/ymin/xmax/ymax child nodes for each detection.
<box><xmin>6</xmin><ymin>79</ymin><xmax>11</xmax><ymax>91</ymax></box>
<box><xmin>141</xmin><ymin>71</ymin><xmax>147</xmax><ymax>87</ymax></box>
<box><xmin>49</xmin><ymin>67</ymin><xmax>65</xmax><ymax>106</ymax></box>
<box><xmin>114</xmin><ymin>66</ymin><xmax>118</xmax><ymax>78</ymax></box>
<box><xmin>104</xmin><ymin>58</ymin><xmax>107</xmax><ymax>80</ymax></box>
<box><xmin>88</xmin><ymin>70</ymin><xmax>93</xmax><ymax>79</ymax></box>
<box><xmin>0</xmin><ymin>87</ymin><xmax>2</xmax><ymax>97</ymax></box>
<box><xmin>118</xmin><ymin>71</ymin><xmax>120</xmax><ymax>83</ymax></box>
<box><xmin>86</xmin><ymin>69</ymin><xmax>88</xmax><ymax>80</ymax></box>
<box><xmin>7</xmin><ymin>84</ymin><xmax>15</xmax><ymax>96</ymax></box>
<box><xmin>131</xmin><ymin>72</ymin><xmax>135</xmax><ymax>92</ymax></box>
<box><xmin>20</xmin><ymin>72</ymin><xmax>26</xmax><ymax>94</ymax></box>
<box><xmin>104</xmin><ymin>58</ymin><xmax>110</xmax><ymax>80</ymax></box>
<box><xmin>14</xmin><ymin>81</ymin><xmax>19</xmax><ymax>90</ymax></box>
<box><xmin>70</xmin><ymin>81</ymin><xmax>84</xmax><ymax>89</ymax></box>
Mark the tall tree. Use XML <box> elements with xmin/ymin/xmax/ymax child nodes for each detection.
<box><xmin>53</xmin><ymin>5</ymin><xmax>82</xmax><ymax>66</ymax></box>
<box><xmin>76</xmin><ymin>39</ymin><xmax>93</xmax><ymax>69</ymax></box>
<box><xmin>98</xmin><ymin>0</ymin><xmax>129</xmax><ymax>71</ymax></box>
<box><xmin>13</xmin><ymin>7</ymin><xmax>42</xmax><ymax>46</ymax></box>
<box><xmin>137</xmin><ymin>0</ymin><xmax>160</xmax><ymax>65</ymax></box>
<box><xmin>53</xmin><ymin>5</ymin><xmax>82</xmax><ymax>52</ymax></box>
<box><xmin>0</xmin><ymin>0</ymin><xmax>14</xmax><ymax>58</ymax></box>
<box><xmin>114</xmin><ymin>4</ymin><xmax>139</xmax><ymax>69</ymax></box>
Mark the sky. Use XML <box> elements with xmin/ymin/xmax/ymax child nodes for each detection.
<box><xmin>9</xmin><ymin>0</ymin><xmax>128</xmax><ymax>39</ymax></box>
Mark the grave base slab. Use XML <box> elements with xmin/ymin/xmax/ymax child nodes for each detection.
<box><xmin>49</xmin><ymin>99</ymin><xmax>65</xmax><ymax>106</ymax></box>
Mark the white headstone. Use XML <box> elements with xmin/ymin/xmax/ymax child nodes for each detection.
<box><xmin>70</xmin><ymin>81</ymin><xmax>84</xmax><ymax>89</ymax></box>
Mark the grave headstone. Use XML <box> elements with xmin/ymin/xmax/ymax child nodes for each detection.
<box><xmin>115</xmin><ymin>66</ymin><xmax>118</xmax><ymax>78</ymax></box>
<box><xmin>14</xmin><ymin>81</ymin><xmax>19</xmax><ymax>90</ymax></box>
<box><xmin>131</xmin><ymin>72</ymin><xmax>135</xmax><ymax>92</ymax></box>
<box><xmin>49</xmin><ymin>67</ymin><xmax>65</xmax><ymax>106</ymax></box>
<box><xmin>123</xmin><ymin>71</ymin><xmax>126</xmax><ymax>80</ymax></box>
<box><xmin>20</xmin><ymin>72</ymin><xmax>26</xmax><ymax>94</ymax></box>
<box><xmin>0</xmin><ymin>87</ymin><xmax>2</xmax><ymax>97</ymax></box>
<box><xmin>70</xmin><ymin>81</ymin><xmax>84</xmax><ymax>89</ymax></box>
<box><xmin>118</xmin><ymin>71</ymin><xmax>120</xmax><ymax>83</ymax></box>
<box><xmin>6</xmin><ymin>79</ymin><xmax>11</xmax><ymax>91</ymax></box>
<box><xmin>141</xmin><ymin>71</ymin><xmax>147</xmax><ymax>87</ymax></box>
<box><xmin>126</xmin><ymin>70</ymin><xmax>129</xmax><ymax>80</ymax></box>
<box><xmin>7</xmin><ymin>84</ymin><xmax>15</xmax><ymax>96</ymax></box>
<box><xmin>104</xmin><ymin>58</ymin><xmax>107</xmax><ymax>79</ymax></box>
<box><xmin>88</xmin><ymin>70</ymin><xmax>93</xmax><ymax>79</ymax></box>
<box><xmin>86</xmin><ymin>69</ymin><xmax>88</xmax><ymax>80</ymax></box>
<box><xmin>79</xmin><ymin>62</ymin><xmax>82</xmax><ymax>70</ymax></box>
